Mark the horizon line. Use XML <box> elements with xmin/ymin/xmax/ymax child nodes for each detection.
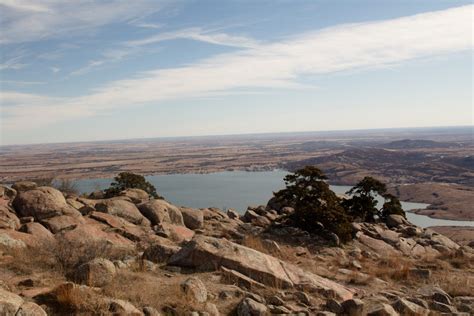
<box><xmin>1</xmin><ymin>124</ymin><xmax>472</xmax><ymax>147</ymax></box>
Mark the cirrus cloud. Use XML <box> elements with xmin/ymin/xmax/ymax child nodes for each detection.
<box><xmin>1</xmin><ymin>5</ymin><xmax>473</xmax><ymax>136</ymax></box>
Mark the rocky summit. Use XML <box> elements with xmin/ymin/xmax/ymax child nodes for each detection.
<box><xmin>0</xmin><ymin>183</ymin><xmax>473</xmax><ymax>315</ymax></box>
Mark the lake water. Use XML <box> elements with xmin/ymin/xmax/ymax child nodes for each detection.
<box><xmin>73</xmin><ymin>170</ymin><xmax>474</xmax><ymax>228</ymax></box>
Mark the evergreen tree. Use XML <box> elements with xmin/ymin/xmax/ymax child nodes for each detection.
<box><xmin>104</xmin><ymin>172</ymin><xmax>161</xmax><ymax>199</ymax></box>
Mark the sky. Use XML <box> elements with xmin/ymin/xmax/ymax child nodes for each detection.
<box><xmin>0</xmin><ymin>0</ymin><xmax>472</xmax><ymax>145</ymax></box>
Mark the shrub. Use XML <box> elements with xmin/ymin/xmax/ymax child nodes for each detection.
<box><xmin>273</xmin><ymin>166</ymin><xmax>353</xmax><ymax>243</ymax></box>
<box><xmin>342</xmin><ymin>176</ymin><xmax>405</xmax><ymax>222</ymax></box>
<box><xmin>104</xmin><ymin>172</ymin><xmax>162</xmax><ymax>199</ymax></box>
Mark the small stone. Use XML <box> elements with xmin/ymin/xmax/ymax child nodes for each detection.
<box><xmin>268</xmin><ymin>295</ymin><xmax>285</xmax><ymax>306</ymax></box>
<box><xmin>227</xmin><ymin>209</ymin><xmax>240</xmax><ymax>219</ymax></box>
<box><xmin>367</xmin><ymin>303</ymin><xmax>398</xmax><ymax>316</ymax></box>
<box><xmin>294</xmin><ymin>291</ymin><xmax>311</xmax><ymax>305</ymax></box>
<box><xmin>432</xmin><ymin>292</ymin><xmax>452</xmax><ymax>305</ymax></box>
<box><xmin>143</xmin><ymin>306</ymin><xmax>162</xmax><ymax>316</ymax></box>
<box><xmin>237</xmin><ymin>298</ymin><xmax>267</xmax><ymax>316</ymax></box>
<box><xmin>325</xmin><ymin>299</ymin><xmax>342</xmax><ymax>314</ymax></box>
<box><xmin>341</xmin><ymin>298</ymin><xmax>365</xmax><ymax>316</ymax></box>
<box><xmin>352</xmin><ymin>260</ymin><xmax>362</xmax><ymax>269</ymax></box>
<box><xmin>181</xmin><ymin>277</ymin><xmax>207</xmax><ymax>304</ymax></box>
<box><xmin>429</xmin><ymin>301</ymin><xmax>456</xmax><ymax>313</ymax></box>
<box><xmin>392</xmin><ymin>298</ymin><xmax>429</xmax><ymax>316</ymax></box>
<box><xmin>409</xmin><ymin>268</ymin><xmax>431</xmax><ymax>279</ymax></box>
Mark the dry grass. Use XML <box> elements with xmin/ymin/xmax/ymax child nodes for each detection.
<box><xmin>102</xmin><ymin>270</ymin><xmax>209</xmax><ymax>314</ymax></box>
<box><xmin>51</xmin><ymin>283</ymin><xmax>107</xmax><ymax>314</ymax></box>
<box><xmin>2</xmin><ymin>238</ymin><xmax>135</xmax><ymax>278</ymax></box>
<box><xmin>241</xmin><ymin>235</ymin><xmax>294</xmax><ymax>261</ymax></box>
<box><xmin>366</xmin><ymin>256</ymin><xmax>414</xmax><ymax>282</ymax></box>
<box><xmin>433</xmin><ymin>273</ymin><xmax>474</xmax><ymax>297</ymax></box>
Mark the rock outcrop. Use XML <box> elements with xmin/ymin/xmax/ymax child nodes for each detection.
<box><xmin>169</xmin><ymin>235</ymin><xmax>354</xmax><ymax>300</ymax></box>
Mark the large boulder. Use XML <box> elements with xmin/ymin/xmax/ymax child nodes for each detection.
<box><xmin>138</xmin><ymin>200</ymin><xmax>184</xmax><ymax>226</ymax></box>
<box><xmin>358</xmin><ymin>234</ymin><xmax>399</xmax><ymax>257</ymax></box>
<box><xmin>180</xmin><ymin>207</ymin><xmax>204</xmax><ymax>230</ymax></box>
<box><xmin>0</xmin><ymin>288</ymin><xmax>47</xmax><ymax>315</ymax></box>
<box><xmin>0</xmin><ymin>288</ymin><xmax>25</xmax><ymax>315</ymax></box>
<box><xmin>119</xmin><ymin>188</ymin><xmax>150</xmax><ymax>204</ymax></box>
<box><xmin>19</xmin><ymin>222</ymin><xmax>54</xmax><ymax>242</ymax></box>
<box><xmin>16</xmin><ymin>302</ymin><xmax>47</xmax><ymax>316</ymax></box>
<box><xmin>142</xmin><ymin>243</ymin><xmax>181</xmax><ymax>264</ymax></box>
<box><xmin>11</xmin><ymin>181</ymin><xmax>37</xmax><ymax>192</ymax></box>
<box><xmin>96</xmin><ymin>199</ymin><xmax>150</xmax><ymax>226</ymax></box>
<box><xmin>385</xmin><ymin>215</ymin><xmax>410</xmax><ymax>229</ymax></box>
<box><xmin>0</xmin><ymin>230</ymin><xmax>27</xmax><ymax>249</ymax></box>
<box><xmin>169</xmin><ymin>235</ymin><xmax>354</xmax><ymax>300</ymax></box>
<box><xmin>58</xmin><ymin>217</ymin><xmax>135</xmax><ymax>250</ymax></box>
<box><xmin>12</xmin><ymin>187</ymin><xmax>81</xmax><ymax>221</ymax></box>
<box><xmin>0</xmin><ymin>205</ymin><xmax>20</xmax><ymax>230</ymax></box>
<box><xmin>41</xmin><ymin>215</ymin><xmax>85</xmax><ymax>234</ymax></box>
<box><xmin>73</xmin><ymin>258</ymin><xmax>117</xmax><ymax>287</ymax></box>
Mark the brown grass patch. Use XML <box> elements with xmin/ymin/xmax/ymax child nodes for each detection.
<box><xmin>367</xmin><ymin>256</ymin><xmax>414</xmax><ymax>282</ymax></box>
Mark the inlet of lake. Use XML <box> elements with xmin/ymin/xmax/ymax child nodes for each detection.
<box><xmin>72</xmin><ymin>170</ymin><xmax>474</xmax><ymax>228</ymax></box>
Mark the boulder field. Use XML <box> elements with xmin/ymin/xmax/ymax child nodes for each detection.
<box><xmin>0</xmin><ymin>183</ymin><xmax>472</xmax><ymax>315</ymax></box>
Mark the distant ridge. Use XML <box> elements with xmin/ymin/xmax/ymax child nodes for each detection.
<box><xmin>380</xmin><ymin>139</ymin><xmax>457</xmax><ymax>149</ymax></box>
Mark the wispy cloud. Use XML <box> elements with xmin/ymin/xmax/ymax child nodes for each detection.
<box><xmin>126</xmin><ymin>27</ymin><xmax>260</xmax><ymax>48</ymax></box>
<box><xmin>71</xmin><ymin>27</ymin><xmax>258</xmax><ymax>76</ymax></box>
<box><xmin>50</xmin><ymin>67</ymin><xmax>60</xmax><ymax>73</ymax></box>
<box><xmin>0</xmin><ymin>80</ymin><xmax>45</xmax><ymax>85</ymax></box>
<box><xmin>3</xmin><ymin>5</ymin><xmax>472</xmax><ymax>132</ymax></box>
<box><xmin>0</xmin><ymin>55</ymin><xmax>28</xmax><ymax>70</ymax></box>
<box><xmin>133</xmin><ymin>22</ymin><xmax>164</xmax><ymax>29</ymax></box>
<box><xmin>0</xmin><ymin>0</ymin><xmax>51</xmax><ymax>13</ymax></box>
<box><xmin>0</xmin><ymin>0</ymin><xmax>164</xmax><ymax>44</ymax></box>
<box><xmin>70</xmin><ymin>46</ymin><xmax>141</xmax><ymax>76</ymax></box>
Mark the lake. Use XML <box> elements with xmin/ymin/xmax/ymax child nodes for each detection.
<box><xmin>72</xmin><ymin>170</ymin><xmax>474</xmax><ymax>228</ymax></box>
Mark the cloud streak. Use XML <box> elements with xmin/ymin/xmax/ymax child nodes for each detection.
<box><xmin>2</xmin><ymin>5</ymin><xmax>472</xmax><ymax>133</ymax></box>
<box><xmin>126</xmin><ymin>27</ymin><xmax>261</xmax><ymax>48</ymax></box>
<box><xmin>0</xmin><ymin>0</ymin><xmax>164</xmax><ymax>44</ymax></box>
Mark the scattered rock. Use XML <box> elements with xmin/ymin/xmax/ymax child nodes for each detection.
<box><xmin>432</xmin><ymin>291</ymin><xmax>452</xmax><ymax>305</ymax></box>
<box><xmin>367</xmin><ymin>303</ymin><xmax>398</xmax><ymax>316</ymax></box>
<box><xmin>119</xmin><ymin>188</ymin><xmax>150</xmax><ymax>204</ymax></box>
<box><xmin>138</xmin><ymin>199</ymin><xmax>184</xmax><ymax>226</ymax></box>
<box><xmin>227</xmin><ymin>209</ymin><xmax>240</xmax><ymax>219</ymax></box>
<box><xmin>143</xmin><ymin>306</ymin><xmax>162</xmax><ymax>316</ymax></box>
<box><xmin>0</xmin><ymin>288</ymin><xmax>24</xmax><ymax>315</ymax></box>
<box><xmin>341</xmin><ymin>298</ymin><xmax>365</xmax><ymax>316</ymax></box>
<box><xmin>0</xmin><ymin>206</ymin><xmax>20</xmax><ymax>230</ymax></box>
<box><xmin>392</xmin><ymin>298</ymin><xmax>429</xmax><ymax>316</ymax></box>
<box><xmin>181</xmin><ymin>277</ymin><xmax>207</xmax><ymax>303</ymax></box>
<box><xmin>11</xmin><ymin>181</ymin><xmax>37</xmax><ymax>192</ymax></box>
<box><xmin>385</xmin><ymin>215</ymin><xmax>410</xmax><ymax>228</ymax></box>
<box><xmin>108</xmin><ymin>298</ymin><xmax>143</xmax><ymax>315</ymax></box>
<box><xmin>142</xmin><ymin>243</ymin><xmax>181</xmax><ymax>264</ymax></box>
<box><xmin>41</xmin><ymin>215</ymin><xmax>85</xmax><ymax>233</ymax></box>
<box><xmin>180</xmin><ymin>207</ymin><xmax>204</xmax><ymax>230</ymax></box>
<box><xmin>96</xmin><ymin>199</ymin><xmax>150</xmax><ymax>226</ymax></box>
<box><xmin>0</xmin><ymin>185</ymin><xmax>16</xmax><ymax>200</ymax></box>
<box><xmin>408</xmin><ymin>268</ymin><xmax>431</xmax><ymax>279</ymax></box>
<box><xmin>13</xmin><ymin>187</ymin><xmax>80</xmax><ymax>220</ymax></box>
<box><xmin>429</xmin><ymin>301</ymin><xmax>456</xmax><ymax>313</ymax></box>
<box><xmin>237</xmin><ymin>297</ymin><xmax>267</xmax><ymax>316</ymax></box>
<box><xmin>74</xmin><ymin>258</ymin><xmax>117</xmax><ymax>287</ymax></box>
<box><xmin>16</xmin><ymin>301</ymin><xmax>48</xmax><ymax>316</ymax></box>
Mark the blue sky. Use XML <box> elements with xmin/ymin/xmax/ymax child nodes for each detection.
<box><xmin>0</xmin><ymin>0</ymin><xmax>472</xmax><ymax>145</ymax></box>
